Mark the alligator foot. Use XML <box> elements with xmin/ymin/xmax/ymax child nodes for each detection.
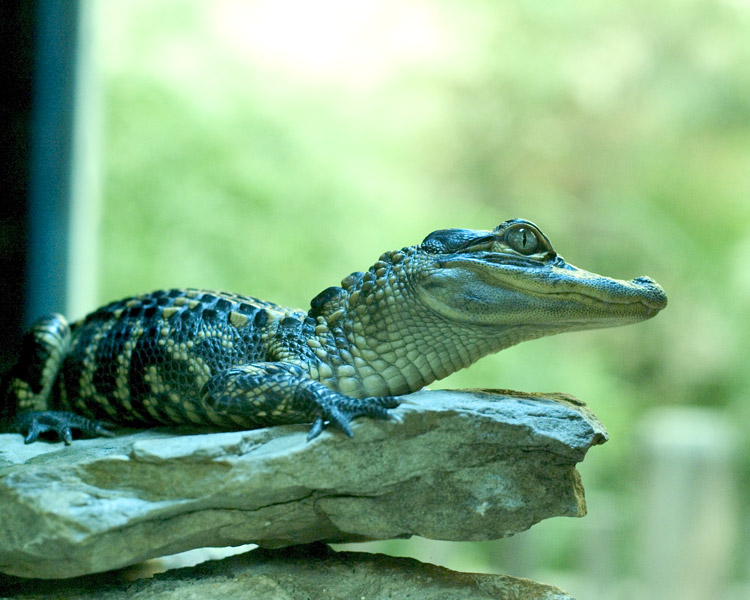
<box><xmin>202</xmin><ymin>363</ymin><xmax>402</xmax><ymax>440</ymax></box>
<box><xmin>10</xmin><ymin>411</ymin><xmax>114</xmax><ymax>445</ymax></box>
<box><xmin>307</xmin><ymin>395</ymin><xmax>401</xmax><ymax>441</ymax></box>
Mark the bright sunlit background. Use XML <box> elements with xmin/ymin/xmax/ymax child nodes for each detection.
<box><xmin>89</xmin><ymin>0</ymin><xmax>749</xmax><ymax>598</ymax></box>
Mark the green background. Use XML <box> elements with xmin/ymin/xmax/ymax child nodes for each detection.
<box><xmin>93</xmin><ymin>0</ymin><xmax>749</xmax><ymax>594</ymax></box>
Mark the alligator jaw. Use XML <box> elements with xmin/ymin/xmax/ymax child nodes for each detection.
<box><xmin>422</xmin><ymin>253</ymin><xmax>668</xmax><ymax>330</ymax></box>
<box><xmin>481</xmin><ymin>259</ymin><xmax>667</xmax><ymax>321</ymax></box>
<box><xmin>531</xmin><ymin>276</ymin><xmax>668</xmax><ymax>317</ymax></box>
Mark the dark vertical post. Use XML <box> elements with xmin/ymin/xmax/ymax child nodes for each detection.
<box><xmin>26</xmin><ymin>0</ymin><xmax>81</xmax><ymax>324</ymax></box>
<box><xmin>0</xmin><ymin>0</ymin><xmax>97</xmax><ymax>375</ymax></box>
<box><xmin>0</xmin><ymin>1</ymin><xmax>39</xmax><ymax>373</ymax></box>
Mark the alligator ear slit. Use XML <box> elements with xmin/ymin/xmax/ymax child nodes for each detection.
<box><xmin>457</xmin><ymin>235</ymin><xmax>495</xmax><ymax>252</ymax></box>
<box><xmin>421</xmin><ymin>228</ymin><xmax>498</xmax><ymax>254</ymax></box>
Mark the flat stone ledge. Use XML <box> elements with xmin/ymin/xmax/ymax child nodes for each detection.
<box><xmin>0</xmin><ymin>389</ymin><xmax>606</xmax><ymax>579</ymax></box>
<box><xmin>0</xmin><ymin>545</ymin><xmax>576</xmax><ymax>600</ymax></box>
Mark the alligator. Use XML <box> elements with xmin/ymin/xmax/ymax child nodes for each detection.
<box><xmin>1</xmin><ymin>219</ymin><xmax>667</xmax><ymax>444</ymax></box>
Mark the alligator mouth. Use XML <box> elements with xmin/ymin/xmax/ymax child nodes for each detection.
<box><xmin>441</xmin><ymin>255</ymin><xmax>668</xmax><ymax>314</ymax></box>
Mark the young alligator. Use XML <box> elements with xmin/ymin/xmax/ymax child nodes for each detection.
<box><xmin>1</xmin><ymin>219</ymin><xmax>667</xmax><ymax>444</ymax></box>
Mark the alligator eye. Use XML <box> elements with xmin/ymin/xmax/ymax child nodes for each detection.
<box><xmin>505</xmin><ymin>225</ymin><xmax>540</xmax><ymax>255</ymax></box>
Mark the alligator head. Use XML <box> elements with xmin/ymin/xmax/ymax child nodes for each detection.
<box><xmin>414</xmin><ymin>219</ymin><xmax>667</xmax><ymax>329</ymax></box>
<box><xmin>308</xmin><ymin>219</ymin><xmax>668</xmax><ymax>397</ymax></box>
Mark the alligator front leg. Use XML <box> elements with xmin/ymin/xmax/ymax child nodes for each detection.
<box><xmin>2</xmin><ymin>313</ymin><xmax>113</xmax><ymax>444</ymax></box>
<box><xmin>201</xmin><ymin>363</ymin><xmax>400</xmax><ymax>440</ymax></box>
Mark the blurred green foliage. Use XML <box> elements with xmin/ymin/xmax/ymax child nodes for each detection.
<box><xmin>96</xmin><ymin>0</ymin><xmax>750</xmax><ymax>587</ymax></box>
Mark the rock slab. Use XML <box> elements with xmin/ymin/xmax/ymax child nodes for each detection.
<box><xmin>0</xmin><ymin>545</ymin><xmax>576</xmax><ymax>599</ymax></box>
<box><xmin>0</xmin><ymin>389</ymin><xmax>606</xmax><ymax>579</ymax></box>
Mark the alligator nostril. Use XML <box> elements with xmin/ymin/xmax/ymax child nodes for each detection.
<box><xmin>631</xmin><ymin>276</ymin><xmax>668</xmax><ymax>309</ymax></box>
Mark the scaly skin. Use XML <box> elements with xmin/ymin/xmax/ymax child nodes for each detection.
<box><xmin>1</xmin><ymin>219</ymin><xmax>667</xmax><ymax>443</ymax></box>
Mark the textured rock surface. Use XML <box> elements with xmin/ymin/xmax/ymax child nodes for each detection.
<box><xmin>0</xmin><ymin>389</ymin><xmax>606</xmax><ymax>579</ymax></box>
<box><xmin>0</xmin><ymin>545</ymin><xmax>576</xmax><ymax>600</ymax></box>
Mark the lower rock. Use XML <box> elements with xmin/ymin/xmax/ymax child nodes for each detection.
<box><xmin>0</xmin><ymin>389</ymin><xmax>606</xmax><ymax>579</ymax></box>
<box><xmin>0</xmin><ymin>545</ymin><xmax>576</xmax><ymax>600</ymax></box>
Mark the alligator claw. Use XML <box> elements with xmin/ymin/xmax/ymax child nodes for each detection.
<box><xmin>306</xmin><ymin>416</ymin><xmax>326</xmax><ymax>441</ymax></box>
